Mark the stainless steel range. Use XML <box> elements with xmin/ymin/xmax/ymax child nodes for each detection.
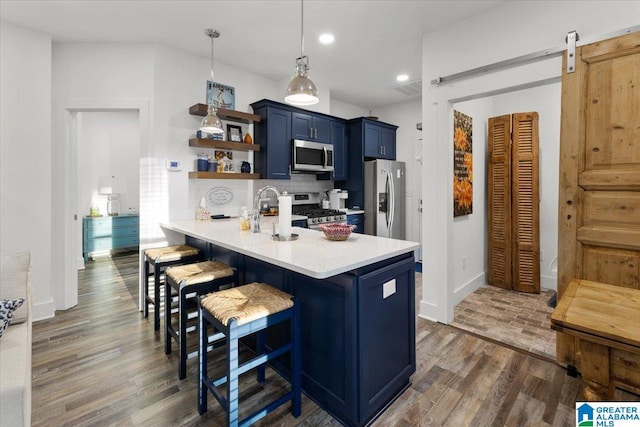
<box><xmin>291</xmin><ymin>193</ymin><xmax>347</xmax><ymax>230</ymax></box>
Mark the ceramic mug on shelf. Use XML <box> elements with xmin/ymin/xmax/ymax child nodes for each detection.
<box><xmin>197</xmin><ymin>154</ymin><xmax>208</xmax><ymax>171</ymax></box>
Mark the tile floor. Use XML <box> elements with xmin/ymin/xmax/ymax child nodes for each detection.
<box><xmin>451</xmin><ymin>284</ymin><xmax>557</xmax><ymax>361</ymax></box>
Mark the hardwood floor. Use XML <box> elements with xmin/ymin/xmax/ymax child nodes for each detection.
<box><xmin>32</xmin><ymin>253</ymin><xmax>639</xmax><ymax>426</ymax></box>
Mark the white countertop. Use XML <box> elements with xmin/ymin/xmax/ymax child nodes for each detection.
<box><xmin>346</xmin><ymin>209</ymin><xmax>365</xmax><ymax>215</ymax></box>
<box><xmin>161</xmin><ymin>218</ymin><xmax>419</xmax><ymax>279</ymax></box>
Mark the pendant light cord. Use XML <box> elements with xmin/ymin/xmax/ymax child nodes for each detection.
<box><xmin>210</xmin><ymin>34</ymin><xmax>215</xmax><ymax>105</ymax></box>
<box><xmin>300</xmin><ymin>0</ymin><xmax>304</xmax><ymax>59</ymax></box>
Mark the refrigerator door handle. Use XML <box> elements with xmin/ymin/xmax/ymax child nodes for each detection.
<box><xmin>384</xmin><ymin>170</ymin><xmax>390</xmax><ymax>227</ymax></box>
<box><xmin>388</xmin><ymin>169</ymin><xmax>395</xmax><ymax>232</ymax></box>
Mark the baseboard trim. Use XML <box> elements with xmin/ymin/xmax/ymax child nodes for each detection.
<box><xmin>33</xmin><ymin>299</ymin><xmax>55</xmax><ymax>322</ymax></box>
<box><xmin>453</xmin><ymin>272</ymin><xmax>486</xmax><ymax>305</ymax></box>
<box><xmin>541</xmin><ymin>274</ymin><xmax>557</xmax><ymax>291</ymax></box>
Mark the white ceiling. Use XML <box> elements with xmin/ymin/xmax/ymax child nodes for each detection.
<box><xmin>0</xmin><ymin>0</ymin><xmax>506</xmax><ymax>109</ymax></box>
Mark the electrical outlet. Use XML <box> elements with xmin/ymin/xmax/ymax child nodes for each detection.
<box><xmin>462</xmin><ymin>256</ymin><xmax>466</xmax><ymax>270</ymax></box>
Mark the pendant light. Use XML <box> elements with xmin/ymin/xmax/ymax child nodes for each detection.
<box><xmin>200</xmin><ymin>28</ymin><xmax>224</xmax><ymax>134</ymax></box>
<box><xmin>285</xmin><ymin>0</ymin><xmax>319</xmax><ymax>106</ymax></box>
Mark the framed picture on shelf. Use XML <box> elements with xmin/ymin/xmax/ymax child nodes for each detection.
<box><xmin>206</xmin><ymin>80</ymin><xmax>235</xmax><ymax>110</ymax></box>
<box><xmin>227</xmin><ymin>124</ymin><xmax>242</xmax><ymax>142</ymax></box>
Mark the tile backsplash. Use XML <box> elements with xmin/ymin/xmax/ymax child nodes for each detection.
<box><xmin>191</xmin><ymin>173</ymin><xmax>334</xmax><ymax>218</ymax></box>
<box><xmin>260</xmin><ymin>173</ymin><xmax>333</xmax><ymax>196</ymax></box>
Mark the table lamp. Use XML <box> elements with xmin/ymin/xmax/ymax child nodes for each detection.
<box><xmin>99</xmin><ymin>175</ymin><xmax>127</xmax><ymax>216</ymax></box>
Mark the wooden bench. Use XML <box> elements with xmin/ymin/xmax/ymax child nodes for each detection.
<box><xmin>551</xmin><ymin>279</ymin><xmax>640</xmax><ymax>400</ymax></box>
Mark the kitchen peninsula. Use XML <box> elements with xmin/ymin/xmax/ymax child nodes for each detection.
<box><xmin>160</xmin><ymin>219</ymin><xmax>419</xmax><ymax>426</ymax></box>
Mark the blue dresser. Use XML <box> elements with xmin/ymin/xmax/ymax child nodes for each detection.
<box><xmin>82</xmin><ymin>215</ymin><xmax>139</xmax><ymax>261</ymax></box>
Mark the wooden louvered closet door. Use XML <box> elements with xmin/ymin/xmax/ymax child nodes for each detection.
<box><xmin>512</xmin><ymin>113</ymin><xmax>541</xmax><ymax>293</ymax></box>
<box><xmin>487</xmin><ymin>113</ymin><xmax>540</xmax><ymax>293</ymax></box>
<box><xmin>487</xmin><ymin>115</ymin><xmax>512</xmax><ymax>290</ymax></box>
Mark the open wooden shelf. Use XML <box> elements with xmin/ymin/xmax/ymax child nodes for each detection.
<box><xmin>189</xmin><ymin>138</ymin><xmax>260</xmax><ymax>151</ymax></box>
<box><xmin>188</xmin><ymin>172</ymin><xmax>260</xmax><ymax>180</ymax></box>
<box><xmin>189</xmin><ymin>104</ymin><xmax>260</xmax><ymax>124</ymax></box>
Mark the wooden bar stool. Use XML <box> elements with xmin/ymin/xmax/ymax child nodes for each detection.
<box><xmin>197</xmin><ymin>282</ymin><xmax>301</xmax><ymax>427</ymax></box>
<box><xmin>143</xmin><ymin>245</ymin><xmax>202</xmax><ymax>331</ymax></box>
<box><xmin>165</xmin><ymin>260</ymin><xmax>236</xmax><ymax>380</ymax></box>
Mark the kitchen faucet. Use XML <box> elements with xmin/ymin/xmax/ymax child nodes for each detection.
<box><xmin>253</xmin><ymin>185</ymin><xmax>280</xmax><ymax>233</ymax></box>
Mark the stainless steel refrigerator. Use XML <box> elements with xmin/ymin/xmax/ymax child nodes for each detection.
<box><xmin>364</xmin><ymin>160</ymin><xmax>405</xmax><ymax>239</ymax></box>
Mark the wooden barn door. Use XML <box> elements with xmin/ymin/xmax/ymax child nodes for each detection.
<box><xmin>488</xmin><ymin>113</ymin><xmax>540</xmax><ymax>293</ymax></box>
<box><xmin>557</xmin><ymin>31</ymin><xmax>640</xmax><ymax>366</ymax></box>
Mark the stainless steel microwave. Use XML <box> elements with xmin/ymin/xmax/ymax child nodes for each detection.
<box><xmin>292</xmin><ymin>139</ymin><xmax>334</xmax><ymax>173</ymax></box>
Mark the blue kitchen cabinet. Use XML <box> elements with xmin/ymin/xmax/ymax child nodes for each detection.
<box><xmin>338</xmin><ymin>117</ymin><xmax>398</xmax><ymax>209</ymax></box>
<box><xmin>380</xmin><ymin>126</ymin><xmax>396</xmax><ymax>160</ymax></box>
<box><xmin>292</xmin><ymin>219</ymin><xmax>307</xmax><ymax>228</ymax></box>
<box><xmin>184</xmin><ymin>234</ymin><xmax>416</xmax><ymax>427</ymax></box>
<box><xmin>357</xmin><ymin>256</ymin><xmax>415</xmax><ymax>420</ymax></box>
<box><xmin>252</xmin><ymin>99</ymin><xmax>348</xmax><ymax>182</ymax></box>
<box><xmin>363</xmin><ymin>121</ymin><xmax>397</xmax><ymax>160</ymax></box>
<box><xmin>83</xmin><ymin>215</ymin><xmax>139</xmax><ymax>261</ymax></box>
<box><xmin>251</xmin><ymin>100</ymin><xmax>292</xmax><ymax>179</ymax></box>
<box><xmin>330</xmin><ymin>120</ymin><xmax>348</xmax><ymax>181</ymax></box>
<box><xmin>347</xmin><ymin>213</ymin><xmax>364</xmax><ymax>234</ymax></box>
<box><xmin>292</xmin><ymin>112</ymin><xmax>331</xmax><ymax>142</ymax></box>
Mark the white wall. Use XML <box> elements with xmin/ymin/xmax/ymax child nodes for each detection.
<box><xmin>420</xmin><ymin>0</ymin><xmax>640</xmax><ymax>323</ymax></box>
<box><xmin>151</xmin><ymin>43</ymin><xmax>290</xmax><ymax>223</ymax></box>
<box><xmin>449</xmin><ymin>98</ymin><xmax>492</xmax><ymax>304</ymax></box>
<box><xmin>330</xmin><ymin>99</ymin><xmax>369</xmax><ymax>120</ymax></box>
<box><xmin>52</xmin><ymin>42</ymin><xmax>154</xmax><ymax>314</ymax></box>
<box><xmin>373</xmin><ymin>99</ymin><xmax>423</xmax><ymax>257</ymax></box>
<box><xmin>78</xmin><ymin>111</ymin><xmax>140</xmax><ymax>217</ymax></box>
<box><xmin>0</xmin><ymin>22</ymin><xmax>54</xmax><ymax>320</ymax></box>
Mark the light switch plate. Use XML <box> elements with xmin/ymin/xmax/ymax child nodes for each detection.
<box><xmin>383</xmin><ymin>279</ymin><xmax>396</xmax><ymax>299</ymax></box>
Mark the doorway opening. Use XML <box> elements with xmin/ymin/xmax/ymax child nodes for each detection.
<box><xmin>60</xmin><ymin>98</ymin><xmax>149</xmax><ymax>313</ymax></box>
<box><xmin>76</xmin><ymin>110</ymin><xmax>141</xmax><ymax>267</ymax></box>
<box><xmin>449</xmin><ymin>82</ymin><xmax>560</xmax><ymax>360</ymax></box>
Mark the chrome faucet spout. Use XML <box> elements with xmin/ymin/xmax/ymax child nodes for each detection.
<box><xmin>253</xmin><ymin>186</ymin><xmax>280</xmax><ymax>233</ymax></box>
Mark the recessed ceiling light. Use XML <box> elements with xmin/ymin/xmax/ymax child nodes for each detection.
<box><xmin>396</xmin><ymin>74</ymin><xmax>409</xmax><ymax>82</ymax></box>
<box><xmin>319</xmin><ymin>33</ymin><xmax>335</xmax><ymax>44</ymax></box>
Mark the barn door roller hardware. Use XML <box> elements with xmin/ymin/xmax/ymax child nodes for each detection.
<box><xmin>565</xmin><ymin>30</ymin><xmax>578</xmax><ymax>74</ymax></box>
<box><xmin>430</xmin><ymin>25</ymin><xmax>639</xmax><ymax>85</ymax></box>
